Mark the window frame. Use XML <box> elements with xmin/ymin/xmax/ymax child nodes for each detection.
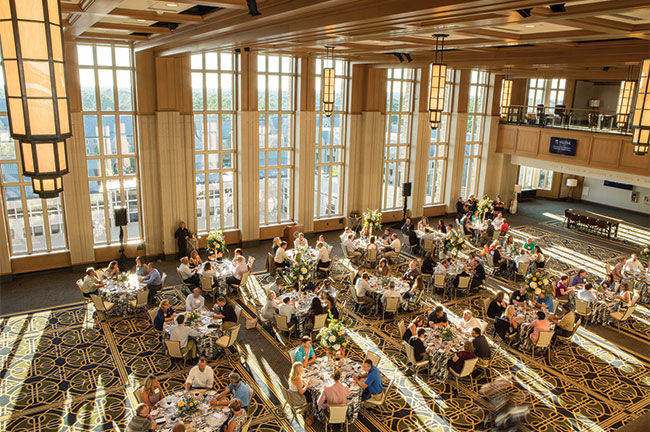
<box><xmin>461</xmin><ymin>69</ymin><xmax>489</xmax><ymax>198</ymax></box>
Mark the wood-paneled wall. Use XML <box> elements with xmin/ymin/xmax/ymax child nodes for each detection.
<box><xmin>495</xmin><ymin>124</ymin><xmax>650</xmax><ymax>177</ymax></box>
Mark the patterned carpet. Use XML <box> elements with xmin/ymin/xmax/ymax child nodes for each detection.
<box><xmin>1</xmin><ymin>224</ymin><xmax>649</xmax><ymax>431</ymax></box>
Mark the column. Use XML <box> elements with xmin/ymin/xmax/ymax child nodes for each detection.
<box><xmin>295</xmin><ymin>56</ymin><xmax>316</xmax><ymax>233</ymax></box>
<box><xmin>445</xmin><ymin>69</ymin><xmax>470</xmax><ymax>212</ymax></box>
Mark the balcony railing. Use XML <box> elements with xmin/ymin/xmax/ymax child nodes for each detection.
<box><xmin>499</xmin><ymin>104</ymin><xmax>632</xmax><ymax>136</ymax></box>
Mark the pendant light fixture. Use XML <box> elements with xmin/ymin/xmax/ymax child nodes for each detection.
<box><xmin>631</xmin><ymin>58</ymin><xmax>650</xmax><ymax>155</ymax></box>
<box><xmin>322</xmin><ymin>46</ymin><xmax>335</xmax><ymax>117</ymax></box>
<box><xmin>0</xmin><ymin>0</ymin><xmax>71</xmax><ymax>197</ymax></box>
<box><xmin>501</xmin><ymin>68</ymin><xmax>513</xmax><ymax>119</ymax></box>
<box><xmin>616</xmin><ymin>66</ymin><xmax>636</xmax><ymax>130</ymax></box>
<box><xmin>428</xmin><ymin>34</ymin><xmax>448</xmax><ymax>130</ymax></box>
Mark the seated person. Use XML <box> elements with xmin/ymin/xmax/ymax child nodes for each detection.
<box><xmin>211</xmin><ymin>372</ymin><xmax>250</xmax><ymax>409</ymax></box>
<box><xmin>153</xmin><ymin>299</ymin><xmax>176</xmax><ymax>331</ymax></box>
<box><xmin>401</xmin><ymin>217</ymin><xmax>412</xmax><ymax>233</ymax></box>
<box><xmin>272</xmin><ymin>236</ymin><xmax>282</xmax><ymax>255</ymax></box>
<box><xmin>274</xmin><ymin>242</ymin><xmax>290</xmax><ymax>268</ymax></box>
<box><xmin>287</xmin><ymin>362</ymin><xmax>314</xmax><ymax>425</ymax></box>
<box><xmin>294</xmin><ymin>336</ymin><xmax>317</xmax><ymax>366</ymax></box>
<box><xmin>417</xmin><ymin>217</ymin><xmax>430</xmax><ymax>231</ymax></box>
<box><xmin>492</xmin><ymin>246</ymin><xmax>508</xmax><ymax>273</ymax></box>
<box><xmin>135</xmin><ymin>256</ymin><xmax>147</xmax><ymax>277</ymax></box>
<box><xmin>404</xmin><ymin>275</ymin><xmax>425</xmax><ymax>302</ymax></box>
<box><xmin>316</xmin><ymin>278</ymin><xmax>337</xmax><ymax>298</ymax></box>
<box><xmin>260</xmin><ymin>291</ymin><xmax>277</xmax><ymax>321</ymax></box>
<box><xmin>202</xmin><ymin>262</ymin><xmax>218</xmax><ymax>288</ymax></box>
<box><xmin>141</xmin><ymin>374</ymin><xmax>165</xmax><ymax>408</ymax></box>
<box><xmin>317</xmin><ymin>369</ymin><xmax>350</xmax><ymax>410</ymax></box>
<box><xmin>471</xmin><ymin>260</ymin><xmax>486</xmax><ymax>290</ymax></box>
<box><xmin>428</xmin><ymin>306</ymin><xmax>449</xmax><ymax>328</ymax></box>
<box><xmin>529</xmin><ymin>311</ymin><xmax>551</xmax><ymax>343</ymax></box>
<box><xmin>81</xmin><ymin>268</ymin><xmax>105</xmax><ymax>297</ymax></box>
<box><xmin>382</xmin><ymin>234</ymin><xmax>401</xmax><ymax>262</ymax></box>
<box><xmin>316</xmin><ymin>241</ymin><xmax>331</xmax><ymax>270</ymax></box>
<box><xmin>623</xmin><ymin>254</ymin><xmax>644</xmax><ymax>274</ymax></box>
<box><xmin>344</xmin><ymin>234</ymin><xmax>362</xmax><ymax>263</ymax></box>
<box><xmin>404</xmin><ymin>224</ymin><xmax>420</xmax><ymax>253</ymax></box>
<box><xmin>227</xmin><ymin>255</ymin><xmax>248</xmax><ymax>288</ymax></box>
<box><xmin>376</xmin><ymin>258</ymin><xmax>391</xmax><ymax>277</ymax></box>
<box><xmin>471</xmin><ymin>327</ymin><xmax>491</xmax><ymax>359</ymax></box>
<box><xmin>509</xmin><ymin>286</ymin><xmax>528</xmax><ymax>305</ymax></box>
<box><xmin>140</xmin><ymin>263</ymin><xmax>163</xmax><ymax>306</ymax></box>
<box><xmin>213</xmin><ymin>296</ymin><xmax>238</xmax><ymax>330</ymax></box>
<box><xmin>380</xmin><ymin>228</ymin><xmax>392</xmax><ymax>243</ymax></box>
<box><xmin>522</xmin><ymin>238</ymin><xmax>536</xmax><ymax>253</ymax></box>
<box><xmin>323</xmin><ymin>293</ymin><xmax>339</xmax><ymax>320</ymax></box>
<box><xmin>487</xmin><ymin>292</ymin><xmax>507</xmax><ymax>319</ymax></box>
<box><xmin>126</xmin><ymin>403</ymin><xmax>156</xmax><ymax>432</ymax></box>
<box><xmin>339</xmin><ymin>227</ymin><xmax>354</xmax><ymax>243</ymax></box>
<box><xmin>170</xmin><ymin>314</ymin><xmax>199</xmax><ymax>359</ymax></box>
<box><xmin>294</xmin><ymin>232</ymin><xmax>309</xmax><ymax>249</ymax></box>
<box><xmin>184</xmin><ymin>357</ymin><xmax>213</xmax><ymax>391</ymax></box>
<box><xmin>353</xmin><ymin>359</ymin><xmax>383</xmax><ymax>405</ymax></box>
<box><xmin>555</xmin><ymin>275</ymin><xmax>573</xmax><ymax>300</ymax></box>
<box><xmin>178</xmin><ymin>257</ymin><xmax>200</xmax><ymax>287</ymax></box>
<box><xmin>186</xmin><ymin>287</ymin><xmax>205</xmax><ymax>311</ymax></box>
<box><xmin>576</xmin><ymin>283</ymin><xmax>598</xmax><ymax>306</ymax></box>
<box><xmin>267</xmin><ymin>276</ymin><xmax>285</xmax><ymax>296</ymax></box>
<box><xmin>380</xmin><ymin>281</ymin><xmax>401</xmax><ymax>311</ymax></box>
<box><xmin>303</xmin><ymin>296</ymin><xmax>325</xmax><ymax>335</ymax></box>
<box><xmin>457</xmin><ymin>310</ymin><xmax>480</xmax><ymax>334</ymax></box>
<box><xmin>533</xmin><ymin>246</ymin><xmax>545</xmax><ymax>269</ymax></box>
<box><xmin>501</xmin><ymin>306</ymin><xmax>519</xmax><ymax>337</ymax></box>
<box><xmin>448</xmin><ymin>340</ymin><xmax>477</xmax><ymax>373</ymax></box>
<box><xmin>535</xmin><ymin>292</ymin><xmax>554</xmax><ymax>313</ymax></box>
<box><xmin>570</xmin><ymin>269</ymin><xmax>587</xmax><ymax>288</ymax></box>
<box><xmin>355</xmin><ymin>273</ymin><xmax>375</xmax><ymax>307</ymax></box>
<box><xmin>612</xmin><ymin>257</ymin><xmax>626</xmax><ymax>283</ymax></box>
<box><xmin>437</xmin><ymin>219</ymin><xmax>447</xmax><ymax>233</ymax></box>
<box><xmin>221</xmin><ymin>399</ymin><xmax>247</xmax><ymax>432</ymax></box>
<box><xmin>279</xmin><ymin>296</ymin><xmax>298</xmax><ymax>327</ymax></box>
<box><xmin>104</xmin><ymin>260</ymin><xmax>120</xmax><ymax>278</ymax></box>
<box><xmin>402</xmin><ymin>315</ymin><xmax>425</xmax><ymax>342</ymax></box>
<box><xmin>549</xmin><ymin>303</ymin><xmax>575</xmax><ymax>338</ymax></box>
<box><xmin>189</xmin><ymin>250</ymin><xmax>203</xmax><ymax>269</ymax></box>
<box><xmin>402</xmin><ymin>260</ymin><xmax>420</xmax><ymax>284</ymax></box>
<box><xmin>514</xmin><ymin>251</ymin><xmax>531</xmax><ymax>270</ymax></box>
<box><xmin>616</xmin><ymin>284</ymin><xmax>635</xmax><ymax>308</ymax></box>
<box><xmin>599</xmin><ymin>274</ymin><xmax>616</xmax><ymax>292</ymax></box>
<box><xmin>409</xmin><ymin>328</ymin><xmax>431</xmax><ymax>361</ymax></box>
<box><xmin>421</xmin><ymin>251</ymin><xmax>435</xmax><ymax>275</ymax></box>
<box><xmin>500</xmin><ymin>218</ymin><xmax>509</xmax><ymax>235</ymax></box>
<box><xmin>434</xmin><ymin>259</ymin><xmax>449</xmax><ymax>274</ymax></box>
<box><xmin>318</xmin><ymin>235</ymin><xmax>331</xmax><ymax>252</ymax></box>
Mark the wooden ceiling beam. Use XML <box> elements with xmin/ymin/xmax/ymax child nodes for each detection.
<box><xmin>61</xmin><ymin>3</ymin><xmax>83</xmax><ymax>13</ymax></box>
<box><xmin>64</xmin><ymin>0</ymin><xmax>124</xmax><ymax>38</ymax></box>
<box><xmin>563</xmin><ymin>17</ymin><xmax>635</xmax><ymax>34</ymax></box>
<box><xmin>108</xmin><ymin>8</ymin><xmax>205</xmax><ymax>23</ymax></box>
<box><xmin>179</xmin><ymin>0</ymin><xmax>248</xmax><ymax>9</ymax></box>
<box><xmin>80</xmin><ymin>31</ymin><xmax>149</xmax><ymax>41</ymax></box>
<box><xmin>91</xmin><ymin>22</ymin><xmax>172</xmax><ymax>34</ymax></box>
<box><xmin>457</xmin><ymin>28</ymin><xmax>520</xmax><ymax>40</ymax></box>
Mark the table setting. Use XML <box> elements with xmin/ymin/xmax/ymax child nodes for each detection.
<box><xmin>164</xmin><ymin>310</ymin><xmax>223</xmax><ymax>359</ymax></box>
<box><xmin>99</xmin><ymin>273</ymin><xmax>146</xmax><ymax>316</ymax></box>
<box><xmin>589</xmin><ymin>291</ymin><xmax>621</xmax><ymax>325</ymax></box>
<box><xmin>513</xmin><ymin>303</ymin><xmax>555</xmax><ymax>351</ymax></box>
<box><xmin>625</xmin><ymin>269</ymin><xmax>650</xmax><ymax>304</ymax></box>
<box><xmin>421</xmin><ymin>326</ymin><xmax>469</xmax><ymax>381</ymax></box>
<box><xmin>152</xmin><ymin>390</ymin><xmax>229</xmax><ymax>431</ymax></box>
<box><xmin>367</xmin><ymin>276</ymin><xmax>410</xmax><ymax>310</ymax></box>
<box><xmin>198</xmin><ymin>259</ymin><xmax>235</xmax><ymax>296</ymax></box>
<box><xmin>303</xmin><ymin>356</ymin><xmax>364</xmax><ymax>423</ymax></box>
<box><xmin>287</xmin><ymin>246</ymin><xmax>319</xmax><ymax>264</ymax></box>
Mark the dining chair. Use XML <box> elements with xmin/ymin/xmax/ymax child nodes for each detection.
<box><xmin>610</xmin><ymin>305</ymin><xmax>637</xmax><ymax>333</ymax></box>
<box><xmin>433</xmin><ymin>274</ymin><xmax>446</xmax><ymax>295</ymax></box>
<box><xmin>90</xmin><ymin>294</ymin><xmax>115</xmax><ymax>320</ymax></box>
<box><xmin>448</xmin><ymin>357</ymin><xmax>479</xmax><ymax>389</ymax></box>
<box><xmin>383</xmin><ymin>296</ymin><xmax>400</xmax><ymax>321</ymax></box>
<box><xmin>130</xmin><ymin>290</ymin><xmax>149</xmax><ymax>312</ymax></box>
<box><xmin>326</xmin><ymin>404</ymin><xmax>350</xmax><ymax>432</ymax></box>
<box><xmin>134</xmin><ymin>386</ymin><xmax>144</xmax><ymax>403</ymax></box>
<box><xmin>365</xmin><ymin>248</ymin><xmax>378</xmax><ymax>268</ymax></box>
<box><xmin>574</xmin><ymin>299</ymin><xmax>593</xmax><ymax>327</ymax></box>
<box><xmin>366</xmin><ymin>351</ymin><xmax>380</xmax><ymax>367</ymax></box>
<box><xmin>455</xmin><ymin>276</ymin><xmax>471</xmax><ymax>299</ymax></box>
<box><xmin>402</xmin><ymin>341</ymin><xmax>429</xmax><ymax>375</ymax></box>
<box><xmin>147</xmin><ymin>308</ymin><xmax>158</xmax><ymax>324</ymax></box>
<box><xmin>240</xmin><ymin>418</ymin><xmax>252</xmax><ymax>432</ymax></box>
<box><xmin>216</xmin><ymin>324</ymin><xmax>241</xmax><ymax>359</ymax></box>
<box><xmin>530</xmin><ymin>330</ymin><xmax>554</xmax><ymax>361</ymax></box>
<box><xmin>112</xmin><ymin>421</ymin><xmax>121</xmax><ymax>432</ymax></box>
<box><xmin>363</xmin><ymin>377</ymin><xmax>394</xmax><ymax>413</ymax></box>
<box><xmin>555</xmin><ymin>318</ymin><xmax>581</xmax><ymax>345</ymax></box>
<box><xmin>274</xmin><ymin>313</ymin><xmax>296</xmax><ymax>340</ymax></box>
<box><xmin>312</xmin><ymin>313</ymin><xmax>328</xmax><ymax>335</ymax></box>
<box><xmin>200</xmin><ymin>276</ymin><xmax>217</xmax><ymax>301</ymax></box>
<box><xmin>164</xmin><ymin>339</ymin><xmax>191</xmax><ymax>366</ymax></box>
<box><xmin>280</xmin><ymin>385</ymin><xmax>309</xmax><ymax>422</ymax></box>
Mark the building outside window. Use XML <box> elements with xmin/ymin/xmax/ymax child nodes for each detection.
<box><xmin>78</xmin><ymin>44</ymin><xmax>140</xmax><ymax>245</ymax></box>
<box><xmin>461</xmin><ymin>69</ymin><xmax>488</xmax><ymax>198</ymax></box>
<box><xmin>519</xmin><ymin>166</ymin><xmax>553</xmax><ymax>190</ymax></box>
<box><xmin>191</xmin><ymin>52</ymin><xmax>238</xmax><ymax>233</ymax></box>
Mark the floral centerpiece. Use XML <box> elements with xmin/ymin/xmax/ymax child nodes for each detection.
<box><xmin>640</xmin><ymin>244</ymin><xmax>650</xmax><ymax>263</ymax></box>
<box><xmin>317</xmin><ymin>316</ymin><xmax>348</xmax><ymax>357</ymax></box>
<box><xmin>441</xmin><ymin>326</ymin><xmax>454</xmax><ymax>342</ymax></box>
<box><xmin>445</xmin><ymin>232</ymin><xmax>466</xmax><ymax>255</ymax></box>
<box><xmin>476</xmin><ymin>196</ymin><xmax>494</xmax><ymax>219</ymax></box>
<box><xmin>206</xmin><ymin>229</ymin><xmax>228</xmax><ymax>255</ymax></box>
<box><xmin>177</xmin><ymin>395</ymin><xmax>199</xmax><ymax>417</ymax></box>
<box><xmin>288</xmin><ymin>257</ymin><xmax>313</xmax><ymax>287</ymax></box>
<box><xmin>523</xmin><ymin>270</ymin><xmax>550</xmax><ymax>296</ymax></box>
<box><xmin>116</xmin><ymin>272</ymin><xmax>129</xmax><ymax>282</ymax></box>
<box><xmin>363</xmin><ymin>209</ymin><xmax>382</xmax><ymax>236</ymax></box>
<box><xmin>380</xmin><ymin>276</ymin><xmax>391</xmax><ymax>287</ymax></box>
<box><xmin>185</xmin><ymin>310</ymin><xmax>201</xmax><ymax>325</ymax></box>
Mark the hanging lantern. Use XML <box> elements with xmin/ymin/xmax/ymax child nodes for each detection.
<box><xmin>501</xmin><ymin>69</ymin><xmax>513</xmax><ymax>119</ymax></box>
<box><xmin>31</xmin><ymin>175</ymin><xmax>63</xmax><ymax>198</ymax></box>
<box><xmin>0</xmin><ymin>0</ymin><xmax>71</xmax><ymax>197</ymax></box>
<box><xmin>428</xmin><ymin>34</ymin><xmax>448</xmax><ymax>130</ymax></box>
<box><xmin>322</xmin><ymin>46</ymin><xmax>335</xmax><ymax>117</ymax></box>
<box><xmin>616</xmin><ymin>67</ymin><xmax>636</xmax><ymax>129</ymax></box>
<box><xmin>631</xmin><ymin>58</ymin><xmax>650</xmax><ymax>155</ymax></box>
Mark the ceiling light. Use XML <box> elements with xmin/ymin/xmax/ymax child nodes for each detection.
<box><xmin>137</xmin><ymin>19</ymin><xmax>147</xmax><ymax>22</ymax></box>
<box><xmin>322</xmin><ymin>46</ymin><xmax>335</xmax><ymax>117</ymax></box>
<box><xmin>525</xmin><ymin>25</ymin><xmax>535</xmax><ymax>28</ymax></box>
<box><xmin>631</xmin><ymin>58</ymin><xmax>650</xmax><ymax>155</ymax></box>
<box><xmin>428</xmin><ymin>34</ymin><xmax>448</xmax><ymax>130</ymax></box>
<box><xmin>166</xmin><ymin>3</ymin><xmax>178</xmax><ymax>7</ymax></box>
<box><xmin>501</xmin><ymin>68</ymin><xmax>513</xmax><ymax>119</ymax></box>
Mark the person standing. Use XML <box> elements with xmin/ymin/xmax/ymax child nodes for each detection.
<box><xmin>175</xmin><ymin>221</ymin><xmax>191</xmax><ymax>260</ymax></box>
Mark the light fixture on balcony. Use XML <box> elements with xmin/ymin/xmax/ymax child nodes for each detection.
<box><xmin>0</xmin><ymin>0</ymin><xmax>71</xmax><ymax>197</ymax></box>
<box><xmin>616</xmin><ymin>66</ymin><xmax>635</xmax><ymax>129</ymax></box>
<box><xmin>501</xmin><ymin>68</ymin><xmax>513</xmax><ymax>119</ymax></box>
<box><xmin>631</xmin><ymin>58</ymin><xmax>649</xmax><ymax>155</ymax></box>
<box><xmin>428</xmin><ymin>34</ymin><xmax>448</xmax><ymax>130</ymax></box>
<box><xmin>322</xmin><ymin>46</ymin><xmax>335</xmax><ymax>117</ymax></box>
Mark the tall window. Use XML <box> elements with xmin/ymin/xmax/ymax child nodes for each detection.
<box><xmin>0</xmin><ymin>63</ymin><xmax>67</xmax><ymax>255</ymax></box>
<box><xmin>527</xmin><ymin>78</ymin><xmax>546</xmax><ymax>112</ymax></box>
<box><xmin>382</xmin><ymin>69</ymin><xmax>414</xmax><ymax>210</ymax></box>
<box><xmin>191</xmin><ymin>52</ymin><xmax>237</xmax><ymax>233</ymax></box>
<box><xmin>528</xmin><ymin>78</ymin><xmax>566</xmax><ymax>112</ymax></box>
<box><xmin>518</xmin><ymin>166</ymin><xmax>553</xmax><ymax>190</ymax></box>
<box><xmin>461</xmin><ymin>70</ymin><xmax>488</xmax><ymax>198</ymax></box>
<box><xmin>314</xmin><ymin>58</ymin><xmax>348</xmax><ymax>218</ymax></box>
<box><xmin>78</xmin><ymin>44</ymin><xmax>140</xmax><ymax>245</ymax></box>
<box><xmin>425</xmin><ymin>68</ymin><xmax>454</xmax><ymax>205</ymax></box>
<box><xmin>257</xmin><ymin>55</ymin><xmax>296</xmax><ymax>225</ymax></box>
<box><xmin>548</xmin><ymin>79</ymin><xmax>566</xmax><ymax>107</ymax></box>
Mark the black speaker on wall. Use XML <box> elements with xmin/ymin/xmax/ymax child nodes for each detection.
<box><xmin>402</xmin><ymin>182</ymin><xmax>412</xmax><ymax>197</ymax></box>
<box><xmin>114</xmin><ymin>207</ymin><xmax>128</xmax><ymax>227</ymax></box>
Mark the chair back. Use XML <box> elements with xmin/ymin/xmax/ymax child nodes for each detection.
<box><xmin>402</xmin><ymin>341</ymin><xmax>416</xmax><ymax>364</ymax></box>
<box><xmin>621</xmin><ymin>305</ymin><xmax>637</xmax><ymax>321</ymax></box>
<box><xmin>226</xmin><ymin>325</ymin><xmax>241</xmax><ymax>347</ymax></box>
<box><xmin>148</xmin><ymin>308</ymin><xmax>158</xmax><ymax>324</ymax></box>
<box><xmin>477</xmin><ymin>319</ymin><xmax>488</xmax><ymax>335</ymax></box>
<box><xmin>164</xmin><ymin>339</ymin><xmax>183</xmax><ymax>358</ymax></box>
<box><xmin>200</xmin><ymin>276</ymin><xmax>212</xmax><ymax>292</ymax></box>
<box><xmin>486</xmin><ymin>254</ymin><xmax>495</xmax><ymax>268</ymax></box>
<box><xmin>422</xmin><ymin>238</ymin><xmax>434</xmax><ymax>252</ymax></box>
<box><xmin>569</xmin><ymin>318</ymin><xmax>582</xmax><ymax>337</ymax></box>
<box><xmin>384</xmin><ymin>296</ymin><xmax>400</xmax><ymax>314</ymax></box>
<box><xmin>95</xmin><ymin>269</ymin><xmax>105</xmax><ymax>279</ymax></box>
<box><xmin>518</xmin><ymin>262</ymin><xmax>530</xmax><ymax>276</ymax></box>
<box><xmin>134</xmin><ymin>386</ymin><xmax>143</xmax><ymax>403</ymax></box>
<box><xmin>413</xmin><ymin>288</ymin><xmax>424</xmax><ymax>304</ymax></box>
<box><xmin>341</xmin><ymin>244</ymin><xmax>350</xmax><ymax>259</ymax></box>
<box><xmin>161</xmin><ymin>273</ymin><xmax>168</xmax><ymax>287</ymax></box>
<box><xmin>397</xmin><ymin>320</ymin><xmax>407</xmax><ymax>339</ymax></box>
<box><xmin>575</xmin><ymin>299</ymin><xmax>590</xmax><ymax>315</ymax></box>
<box><xmin>483</xmin><ymin>297</ymin><xmax>492</xmax><ymax>316</ymax></box>
<box><xmin>457</xmin><ymin>276</ymin><xmax>470</xmax><ymax>289</ymax></box>
<box><xmin>239</xmin><ymin>271</ymin><xmax>250</xmax><ymax>287</ymax></box>
<box><xmin>433</xmin><ymin>274</ymin><xmax>446</xmax><ymax>288</ymax></box>
<box><xmin>135</xmin><ymin>290</ymin><xmax>148</xmax><ymax>307</ymax></box>
<box><xmin>266</xmin><ymin>253</ymin><xmax>276</xmax><ymax>276</ymax></box>
<box><xmin>234</xmin><ymin>305</ymin><xmax>242</xmax><ymax>322</ymax></box>
<box><xmin>328</xmin><ymin>404</ymin><xmax>349</xmax><ymax>424</ymax></box>
<box><xmin>274</xmin><ymin>313</ymin><xmax>290</xmax><ymax>331</ymax></box>
<box><xmin>313</xmin><ymin>313</ymin><xmax>328</xmax><ymax>333</ymax></box>
<box><xmin>350</xmin><ymin>284</ymin><xmax>361</xmax><ymax>303</ymax></box>
<box><xmin>492</xmin><ymin>230</ymin><xmax>501</xmax><ymax>241</ymax></box>
<box><xmin>240</xmin><ymin>419</ymin><xmax>252</xmax><ymax>432</ymax></box>
<box><xmin>366</xmin><ymin>247</ymin><xmax>378</xmax><ymax>263</ymax></box>
<box><xmin>90</xmin><ymin>294</ymin><xmax>106</xmax><ymax>311</ymax></box>
<box><xmin>76</xmin><ymin>279</ymin><xmax>84</xmax><ymax>291</ymax></box>
<box><xmin>536</xmin><ymin>330</ymin><xmax>554</xmax><ymax>348</ymax></box>
<box><xmin>605</xmin><ymin>263</ymin><xmax>611</xmax><ymax>275</ymax></box>
<box><xmin>458</xmin><ymin>356</ymin><xmax>479</xmax><ymax>378</ymax></box>
<box><xmin>366</xmin><ymin>351</ymin><xmax>380</xmax><ymax>367</ymax></box>
<box><xmin>494</xmin><ymin>317</ymin><xmax>510</xmax><ymax>341</ymax></box>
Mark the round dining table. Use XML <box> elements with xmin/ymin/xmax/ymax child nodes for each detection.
<box><xmin>164</xmin><ymin>310</ymin><xmax>223</xmax><ymax>359</ymax></box>
<box><xmin>152</xmin><ymin>390</ymin><xmax>230</xmax><ymax>431</ymax></box>
<box><xmin>99</xmin><ymin>273</ymin><xmax>146</xmax><ymax>316</ymax></box>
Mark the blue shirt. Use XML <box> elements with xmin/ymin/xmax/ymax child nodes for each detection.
<box><xmin>143</xmin><ymin>268</ymin><xmax>162</xmax><ymax>286</ymax></box>
<box><xmin>364</xmin><ymin>365</ymin><xmax>382</xmax><ymax>394</ymax></box>
<box><xmin>153</xmin><ymin>306</ymin><xmax>175</xmax><ymax>330</ymax></box>
<box><xmin>536</xmin><ymin>295</ymin><xmax>554</xmax><ymax>313</ymax></box>
<box><xmin>294</xmin><ymin>345</ymin><xmax>315</xmax><ymax>363</ymax></box>
<box><xmin>228</xmin><ymin>381</ymin><xmax>250</xmax><ymax>408</ymax></box>
<box><xmin>570</xmin><ymin>275</ymin><xmax>586</xmax><ymax>287</ymax></box>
